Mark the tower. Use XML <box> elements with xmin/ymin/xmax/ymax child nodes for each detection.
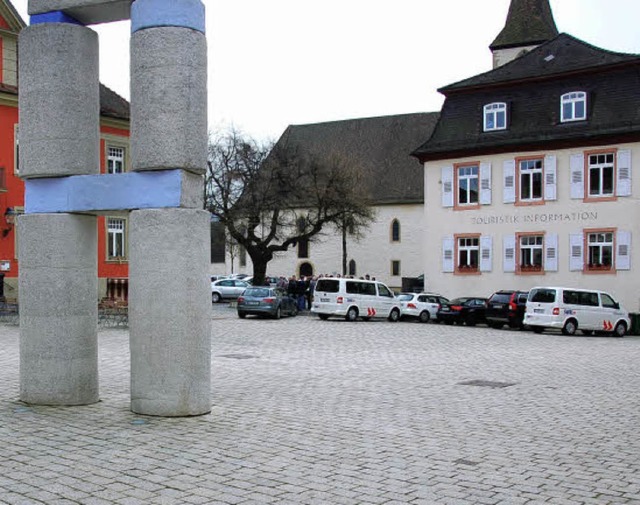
<box><xmin>490</xmin><ymin>0</ymin><xmax>559</xmax><ymax>68</ymax></box>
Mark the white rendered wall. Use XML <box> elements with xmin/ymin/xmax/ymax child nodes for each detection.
<box><xmin>423</xmin><ymin>142</ymin><xmax>640</xmax><ymax>311</ymax></box>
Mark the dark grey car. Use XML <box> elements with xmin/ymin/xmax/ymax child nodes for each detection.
<box><xmin>237</xmin><ymin>287</ymin><xmax>298</xmax><ymax>319</ymax></box>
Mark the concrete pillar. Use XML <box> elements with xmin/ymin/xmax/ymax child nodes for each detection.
<box><xmin>129</xmin><ymin>208</ymin><xmax>211</xmax><ymax>416</ymax></box>
<box><xmin>19</xmin><ymin>214</ymin><xmax>98</xmax><ymax>405</ymax></box>
<box><xmin>18</xmin><ymin>23</ymin><xmax>100</xmax><ymax>178</ymax></box>
<box><xmin>130</xmin><ymin>10</ymin><xmax>207</xmax><ymax>174</ymax></box>
<box><xmin>18</xmin><ymin>19</ymin><xmax>100</xmax><ymax>406</ymax></box>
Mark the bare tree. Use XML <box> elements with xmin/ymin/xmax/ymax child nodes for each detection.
<box><xmin>205</xmin><ymin>127</ymin><xmax>375</xmax><ymax>285</ymax></box>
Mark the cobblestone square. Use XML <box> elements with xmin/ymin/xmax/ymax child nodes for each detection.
<box><xmin>1</xmin><ymin>307</ymin><xmax>639</xmax><ymax>504</ymax></box>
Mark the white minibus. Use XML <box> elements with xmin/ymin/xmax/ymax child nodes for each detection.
<box><xmin>311</xmin><ymin>278</ymin><xmax>401</xmax><ymax>322</ymax></box>
<box><xmin>523</xmin><ymin>286</ymin><xmax>630</xmax><ymax>337</ymax></box>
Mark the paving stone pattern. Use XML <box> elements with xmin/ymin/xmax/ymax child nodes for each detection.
<box><xmin>1</xmin><ymin>307</ymin><xmax>640</xmax><ymax>504</ymax></box>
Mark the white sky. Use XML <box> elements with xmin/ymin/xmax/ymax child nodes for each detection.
<box><xmin>10</xmin><ymin>0</ymin><xmax>640</xmax><ymax>141</ymax></box>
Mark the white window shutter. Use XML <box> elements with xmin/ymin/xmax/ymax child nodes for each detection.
<box><xmin>442</xmin><ymin>236</ymin><xmax>454</xmax><ymax>273</ymax></box>
<box><xmin>503</xmin><ymin>234</ymin><xmax>516</xmax><ymax>273</ymax></box>
<box><xmin>544</xmin><ymin>155</ymin><xmax>557</xmax><ymax>201</ymax></box>
<box><xmin>616</xmin><ymin>149</ymin><xmax>632</xmax><ymax>197</ymax></box>
<box><xmin>616</xmin><ymin>230</ymin><xmax>631</xmax><ymax>271</ymax></box>
<box><xmin>545</xmin><ymin>233</ymin><xmax>558</xmax><ymax>272</ymax></box>
<box><xmin>569</xmin><ymin>233</ymin><xmax>584</xmax><ymax>271</ymax></box>
<box><xmin>570</xmin><ymin>154</ymin><xmax>585</xmax><ymax>199</ymax></box>
<box><xmin>480</xmin><ymin>236</ymin><xmax>492</xmax><ymax>272</ymax></box>
<box><xmin>442</xmin><ymin>165</ymin><xmax>454</xmax><ymax>208</ymax></box>
<box><xmin>480</xmin><ymin>162</ymin><xmax>492</xmax><ymax>205</ymax></box>
<box><xmin>503</xmin><ymin>159</ymin><xmax>516</xmax><ymax>203</ymax></box>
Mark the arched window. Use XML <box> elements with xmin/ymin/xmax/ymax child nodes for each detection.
<box><xmin>299</xmin><ymin>262</ymin><xmax>313</xmax><ymax>278</ymax></box>
<box><xmin>483</xmin><ymin>102</ymin><xmax>507</xmax><ymax>131</ymax></box>
<box><xmin>391</xmin><ymin>219</ymin><xmax>401</xmax><ymax>242</ymax></box>
<box><xmin>348</xmin><ymin>259</ymin><xmax>357</xmax><ymax>277</ymax></box>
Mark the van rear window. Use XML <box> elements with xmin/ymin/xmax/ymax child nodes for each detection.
<box><xmin>315</xmin><ymin>279</ymin><xmax>339</xmax><ymax>293</ymax></box>
<box><xmin>529</xmin><ymin>288</ymin><xmax>556</xmax><ymax>303</ymax></box>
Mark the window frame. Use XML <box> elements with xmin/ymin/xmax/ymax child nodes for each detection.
<box><xmin>391</xmin><ymin>219</ymin><xmax>400</xmax><ymax>242</ymax></box>
<box><xmin>391</xmin><ymin>260</ymin><xmax>400</xmax><ymax>277</ymax></box>
<box><xmin>454</xmin><ymin>162</ymin><xmax>480</xmax><ymax>210</ymax></box>
<box><xmin>584</xmin><ymin>228</ymin><xmax>615</xmax><ymax>273</ymax></box>
<box><xmin>106</xmin><ymin>145</ymin><xmax>126</xmax><ymax>174</ymax></box>
<box><xmin>454</xmin><ymin>233</ymin><xmax>480</xmax><ymax>275</ymax></box>
<box><xmin>516</xmin><ymin>156</ymin><xmax>545</xmax><ymax>205</ymax></box>
<box><xmin>106</xmin><ymin>216</ymin><xmax>128</xmax><ymax>262</ymax></box>
<box><xmin>516</xmin><ymin>232</ymin><xmax>545</xmax><ymax>274</ymax></box>
<box><xmin>483</xmin><ymin>102</ymin><xmax>507</xmax><ymax>132</ymax></box>
<box><xmin>584</xmin><ymin>149</ymin><xmax>617</xmax><ymax>201</ymax></box>
<box><xmin>560</xmin><ymin>91</ymin><xmax>587</xmax><ymax>123</ymax></box>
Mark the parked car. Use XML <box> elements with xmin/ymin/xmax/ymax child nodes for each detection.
<box><xmin>437</xmin><ymin>297</ymin><xmax>488</xmax><ymax>326</ymax></box>
<box><xmin>237</xmin><ymin>287</ymin><xmax>297</xmax><ymax>319</ymax></box>
<box><xmin>396</xmin><ymin>292</ymin><xmax>449</xmax><ymax>323</ymax></box>
<box><xmin>485</xmin><ymin>290</ymin><xmax>529</xmax><ymax>329</ymax></box>
<box><xmin>211</xmin><ymin>278</ymin><xmax>250</xmax><ymax>303</ymax></box>
<box><xmin>312</xmin><ymin>278</ymin><xmax>401</xmax><ymax>322</ymax></box>
<box><xmin>524</xmin><ymin>286</ymin><xmax>630</xmax><ymax>337</ymax></box>
<box><xmin>244</xmin><ymin>276</ymin><xmax>279</xmax><ymax>288</ymax></box>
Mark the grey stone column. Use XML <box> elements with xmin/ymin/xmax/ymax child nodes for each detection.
<box><xmin>19</xmin><ymin>214</ymin><xmax>98</xmax><ymax>405</ymax></box>
<box><xmin>130</xmin><ymin>25</ymin><xmax>207</xmax><ymax>174</ymax></box>
<box><xmin>129</xmin><ymin>208</ymin><xmax>211</xmax><ymax>416</ymax></box>
<box><xmin>18</xmin><ymin>22</ymin><xmax>100</xmax><ymax>405</ymax></box>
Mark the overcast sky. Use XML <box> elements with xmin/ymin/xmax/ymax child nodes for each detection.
<box><xmin>10</xmin><ymin>0</ymin><xmax>640</xmax><ymax>141</ymax></box>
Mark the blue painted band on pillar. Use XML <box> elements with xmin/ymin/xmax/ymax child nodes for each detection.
<box><xmin>30</xmin><ymin>11</ymin><xmax>83</xmax><ymax>26</ymax></box>
<box><xmin>131</xmin><ymin>0</ymin><xmax>205</xmax><ymax>34</ymax></box>
<box><xmin>25</xmin><ymin>170</ymin><xmax>192</xmax><ymax>214</ymax></box>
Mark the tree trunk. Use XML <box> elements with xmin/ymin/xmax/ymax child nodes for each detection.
<box><xmin>342</xmin><ymin>225</ymin><xmax>347</xmax><ymax>276</ymax></box>
<box><xmin>249</xmin><ymin>250</ymin><xmax>270</xmax><ymax>286</ymax></box>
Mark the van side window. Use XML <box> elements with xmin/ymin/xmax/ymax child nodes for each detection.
<box><xmin>346</xmin><ymin>281</ymin><xmax>359</xmax><ymax>294</ymax></box>
<box><xmin>531</xmin><ymin>288</ymin><xmax>555</xmax><ymax>303</ymax></box>
<box><xmin>579</xmin><ymin>291</ymin><xmax>599</xmax><ymax>307</ymax></box>
<box><xmin>362</xmin><ymin>282</ymin><xmax>376</xmax><ymax>295</ymax></box>
<box><xmin>600</xmin><ymin>293</ymin><xmax>618</xmax><ymax>309</ymax></box>
<box><xmin>377</xmin><ymin>284</ymin><xmax>393</xmax><ymax>297</ymax></box>
<box><xmin>315</xmin><ymin>279</ymin><xmax>339</xmax><ymax>293</ymax></box>
<box><xmin>563</xmin><ymin>291</ymin><xmax>579</xmax><ymax>305</ymax></box>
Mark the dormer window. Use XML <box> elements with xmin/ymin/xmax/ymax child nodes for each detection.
<box><xmin>561</xmin><ymin>92</ymin><xmax>587</xmax><ymax>122</ymax></box>
<box><xmin>483</xmin><ymin>103</ymin><xmax>507</xmax><ymax>131</ymax></box>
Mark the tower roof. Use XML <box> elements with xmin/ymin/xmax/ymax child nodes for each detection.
<box><xmin>490</xmin><ymin>0</ymin><xmax>558</xmax><ymax>50</ymax></box>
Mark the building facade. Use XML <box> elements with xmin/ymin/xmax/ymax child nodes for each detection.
<box><xmin>0</xmin><ymin>0</ymin><xmax>130</xmax><ymax>300</ymax></box>
<box><xmin>413</xmin><ymin>0</ymin><xmax>640</xmax><ymax>310</ymax></box>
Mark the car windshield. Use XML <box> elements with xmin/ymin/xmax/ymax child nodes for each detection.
<box><xmin>244</xmin><ymin>288</ymin><xmax>270</xmax><ymax>298</ymax></box>
<box><xmin>397</xmin><ymin>294</ymin><xmax>415</xmax><ymax>301</ymax></box>
<box><xmin>448</xmin><ymin>298</ymin><xmax>470</xmax><ymax>305</ymax></box>
<box><xmin>490</xmin><ymin>293</ymin><xmax>512</xmax><ymax>304</ymax></box>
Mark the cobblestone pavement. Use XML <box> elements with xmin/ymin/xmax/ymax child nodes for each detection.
<box><xmin>1</xmin><ymin>306</ymin><xmax>640</xmax><ymax>505</ymax></box>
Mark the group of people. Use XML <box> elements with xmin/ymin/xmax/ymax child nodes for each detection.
<box><xmin>275</xmin><ymin>273</ymin><xmax>377</xmax><ymax>311</ymax></box>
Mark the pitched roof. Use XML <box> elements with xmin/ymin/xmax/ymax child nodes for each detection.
<box><xmin>99</xmin><ymin>84</ymin><xmax>130</xmax><ymax>120</ymax></box>
<box><xmin>413</xmin><ymin>35</ymin><xmax>640</xmax><ymax>161</ymax></box>
<box><xmin>443</xmin><ymin>34</ymin><xmax>640</xmax><ymax>93</ymax></box>
<box><xmin>275</xmin><ymin>113</ymin><xmax>439</xmax><ymax>204</ymax></box>
<box><xmin>490</xmin><ymin>0</ymin><xmax>558</xmax><ymax>50</ymax></box>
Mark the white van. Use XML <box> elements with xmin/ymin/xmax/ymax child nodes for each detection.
<box><xmin>311</xmin><ymin>278</ymin><xmax>401</xmax><ymax>322</ymax></box>
<box><xmin>523</xmin><ymin>286</ymin><xmax>630</xmax><ymax>337</ymax></box>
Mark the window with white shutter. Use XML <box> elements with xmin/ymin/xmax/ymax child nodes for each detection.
<box><xmin>570</xmin><ymin>154</ymin><xmax>585</xmax><ymax>199</ymax></box>
<box><xmin>617</xmin><ymin>150</ymin><xmax>632</xmax><ymax>197</ymax></box>
<box><xmin>616</xmin><ymin>230</ymin><xmax>631</xmax><ymax>271</ymax></box>
<box><xmin>480</xmin><ymin>236</ymin><xmax>492</xmax><ymax>272</ymax></box>
<box><xmin>442</xmin><ymin>166</ymin><xmax>454</xmax><ymax>208</ymax></box>
<box><xmin>503</xmin><ymin>159</ymin><xmax>516</xmax><ymax>203</ymax></box>
<box><xmin>569</xmin><ymin>233</ymin><xmax>584</xmax><ymax>271</ymax></box>
<box><xmin>480</xmin><ymin>162</ymin><xmax>492</xmax><ymax>205</ymax></box>
<box><xmin>503</xmin><ymin>234</ymin><xmax>516</xmax><ymax>273</ymax></box>
<box><xmin>442</xmin><ymin>236</ymin><xmax>454</xmax><ymax>272</ymax></box>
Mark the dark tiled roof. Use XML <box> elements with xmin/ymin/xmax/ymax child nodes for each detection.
<box><xmin>490</xmin><ymin>0</ymin><xmax>558</xmax><ymax>50</ymax></box>
<box><xmin>413</xmin><ymin>35</ymin><xmax>640</xmax><ymax>161</ymax></box>
<box><xmin>443</xmin><ymin>34</ymin><xmax>640</xmax><ymax>93</ymax></box>
<box><xmin>99</xmin><ymin>84</ymin><xmax>130</xmax><ymax>121</ymax></box>
<box><xmin>275</xmin><ymin>113</ymin><xmax>439</xmax><ymax>204</ymax></box>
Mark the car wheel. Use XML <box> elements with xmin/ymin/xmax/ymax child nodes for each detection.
<box><xmin>237</xmin><ymin>312</ymin><xmax>246</xmax><ymax>319</ymax></box>
<box><xmin>318</xmin><ymin>314</ymin><xmax>330</xmax><ymax>320</ymax></box>
<box><xmin>465</xmin><ymin>315</ymin><xmax>477</xmax><ymax>327</ymax></box>
<box><xmin>388</xmin><ymin>308</ymin><xmax>400</xmax><ymax>322</ymax></box>
<box><xmin>418</xmin><ymin>311</ymin><xmax>430</xmax><ymax>323</ymax></box>
<box><xmin>345</xmin><ymin>307</ymin><xmax>358</xmax><ymax>322</ymax></box>
<box><xmin>613</xmin><ymin>321</ymin><xmax>627</xmax><ymax>338</ymax></box>
<box><xmin>562</xmin><ymin>319</ymin><xmax>578</xmax><ymax>336</ymax></box>
<box><xmin>290</xmin><ymin>306</ymin><xmax>298</xmax><ymax>317</ymax></box>
<box><xmin>212</xmin><ymin>292</ymin><xmax>221</xmax><ymax>304</ymax></box>
<box><xmin>274</xmin><ymin>306</ymin><xmax>281</xmax><ymax>320</ymax></box>
<box><xmin>531</xmin><ymin>326</ymin><xmax>544</xmax><ymax>334</ymax></box>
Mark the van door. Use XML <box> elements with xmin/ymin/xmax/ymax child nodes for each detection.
<box><xmin>376</xmin><ymin>283</ymin><xmax>396</xmax><ymax>317</ymax></box>
<box><xmin>578</xmin><ymin>291</ymin><xmax>601</xmax><ymax>330</ymax></box>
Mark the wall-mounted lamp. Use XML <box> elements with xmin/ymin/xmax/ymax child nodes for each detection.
<box><xmin>3</xmin><ymin>207</ymin><xmax>16</xmax><ymax>238</ymax></box>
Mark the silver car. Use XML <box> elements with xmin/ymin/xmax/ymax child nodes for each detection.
<box><xmin>211</xmin><ymin>279</ymin><xmax>250</xmax><ymax>303</ymax></box>
<box><xmin>397</xmin><ymin>292</ymin><xmax>449</xmax><ymax>323</ymax></box>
